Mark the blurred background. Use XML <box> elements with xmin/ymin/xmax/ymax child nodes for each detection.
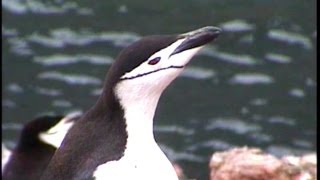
<box><xmin>2</xmin><ymin>0</ymin><xmax>316</xmax><ymax>179</ymax></box>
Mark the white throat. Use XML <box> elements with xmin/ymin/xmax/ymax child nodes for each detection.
<box><xmin>93</xmin><ymin>74</ymin><xmax>179</xmax><ymax>180</ymax></box>
<box><xmin>114</xmin><ymin>64</ymin><xmax>184</xmax><ymax>146</ymax></box>
<box><xmin>115</xmin><ymin>78</ymin><xmax>163</xmax><ymax>148</ymax></box>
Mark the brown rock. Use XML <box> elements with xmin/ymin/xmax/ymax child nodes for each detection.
<box><xmin>209</xmin><ymin>147</ymin><xmax>317</xmax><ymax>180</ymax></box>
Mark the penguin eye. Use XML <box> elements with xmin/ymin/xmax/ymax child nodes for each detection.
<box><xmin>148</xmin><ymin>57</ymin><xmax>161</xmax><ymax>65</ymax></box>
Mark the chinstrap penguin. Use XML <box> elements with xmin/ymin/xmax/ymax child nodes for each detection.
<box><xmin>41</xmin><ymin>26</ymin><xmax>221</xmax><ymax>180</ymax></box>
<box><xmin>2</xmin><ymin>112</ymin><xmax>81</xmax><ymax>180</ymax></box>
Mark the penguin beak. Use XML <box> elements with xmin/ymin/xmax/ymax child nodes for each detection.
<box><xmin>170</xmin><ymin>26</ymin><xmax>221</xmax><ymax>57</ymax></box>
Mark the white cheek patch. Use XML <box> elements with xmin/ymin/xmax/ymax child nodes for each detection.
<box><xmin>120</xmin><ymin>39</ymin><xmax>185</xmax><ymax>80</ymax></box>
<box><xmin>39</xmin><ymin>121</ymin><xmax>73</xmax><ymax>148</ymax></box>
<box><xmin>120</xmin><ymin>39</ymin><xmax>204</xmax><ymax>81</ymax></box>
<box><xmin>39</xmin><ymin>111</ymin><xmax>81</xmax><ymax>148</ymax></box>
<box><xmin>2</xmin><ymin>144</ymin><xmax>12</xmax><ymax>172</ymax></box>
<box><xmin>169</xmin><ymin>46</ymin><xmax>203</xmax><ymax>66</ymax></box>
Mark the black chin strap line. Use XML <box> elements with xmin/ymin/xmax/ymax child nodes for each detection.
<box><xmin>120</xmin><ymin>65</ymin><xmax>184</xmax><ymax>81</ymax></box>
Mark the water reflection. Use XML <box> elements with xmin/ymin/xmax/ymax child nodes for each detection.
<box><xmin>28</xmin><ymin>29</ymin><xmax>140</xmax><ymax>48</ymax></box>
<box><xmin>229</xmin><ymin>73</ymin><xmax>273</xmax><ymax>85</ymax></box>
<box><xmin>2</xmin><ymin>0</ymin><xmax>91</xmax><ymax>15</ymax></box>
<box><xmin>219</xmin><ymin>19</ymin><xmax>255</xmax><ymax>32</ymax></box>
<box><xmin>201</xmin><ymin>47</ymin><xmax>258</xmax><ymax>65</ymax></box>
<box><xmin>34</xmin><ymin>54</ymin><xmax>113</xmax><ymax>66</ymax></box>
<box><xmin>268</xmin><ymin>29</ymin><xmax>313</xmax><ymax>49</ymax></box>
<box><xmin>37</xmin><ymin>71</ymin><xmax>102</xmax><ymax>85</ymax></box>
<box><xmin>265</xmin><ymin>53</ymin><xmax>292</xmax><ymax>64</ymax></box>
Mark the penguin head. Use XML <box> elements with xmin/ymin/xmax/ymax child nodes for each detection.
<box><xmin>105</xmin><ymin>27</ymin><xmax>221</xmax><ymax>100</ymax></box>
<box><xmin>17</xmin><ymin>115</ymin><xmax>64</xmax><ymax>150</ymax></box>
<box><xmin>38</xmin><ymin>111</ymin><xmax>82</xmax><ymax>148</ymax></box>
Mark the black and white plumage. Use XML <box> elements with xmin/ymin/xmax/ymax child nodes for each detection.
<box><xmin>2</xmin><ymin>112</ymin><xmax>81</xmax><ymax>180</ymax></box>
<box><xmin>41</xmin><ymin>26</ymin><xmax>221</xmax><ymax>180</ymax></box>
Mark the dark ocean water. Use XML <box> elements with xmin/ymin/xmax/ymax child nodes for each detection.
<box><xmin>2</xmin><ymin>0</ymin><xmax>316</xmax><ymax>179</ymax></box>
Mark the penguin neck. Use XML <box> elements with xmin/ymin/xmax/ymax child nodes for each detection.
<box><xmin>114</xmin><ymin>81</ymin><xmax>164</xmax><ymax>149</ymax></box>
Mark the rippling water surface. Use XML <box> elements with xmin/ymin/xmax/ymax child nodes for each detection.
<box><xmin>2</xmin><ymin>0</ymin><xmax>316</xmax><ymax>179</ymax></box>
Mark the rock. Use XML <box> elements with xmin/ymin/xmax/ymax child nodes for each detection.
<box><xmin>209</xmin><ymin>147</ymin><xmax>316</xmax><ymax>180</ymax></box>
